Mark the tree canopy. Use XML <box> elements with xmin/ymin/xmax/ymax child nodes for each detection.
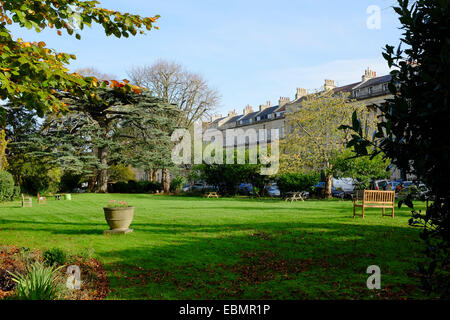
<box><xmin>13</xmin><ymin>88</ymin><xmax>179</xmax><ymax>193</ymax></box>
<box><xmin>128</xmin><ymin>60</ymin><xmax>220</xmax><ymax>128</ymax></box>
<box><xmin>280</xmin><ymin>91</ymin><xmax>376</xmax><ymax>197</ymax></box>
<box><xmin>0</xmin><ymin>1</ymin><xmax>160</xmax><ymax>115</ymax></box>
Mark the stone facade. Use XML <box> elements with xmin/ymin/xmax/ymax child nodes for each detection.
<box><xmin>207</xmin><ymin>67</ymin><xmax>393</xmax><ymax>147</ymax></box>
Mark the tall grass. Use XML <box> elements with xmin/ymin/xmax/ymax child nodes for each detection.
<box><xmin>7</xmin><ymin>262</ymin><xmax>63</xmax><ymax>300</ymax></box>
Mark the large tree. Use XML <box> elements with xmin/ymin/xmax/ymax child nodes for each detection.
<box><xmin>0</xmin><ymin>1</ymin><xmax>160</xmax><ymax>115</ymax></box>
<box><xmin>342</xmin><ymin>0</ymin><xmax>450</xmax><ymax>297</ymax></box>
<box><xmin>15</xmin><ymin>88</ymin><xmax>179</xmax><ymax>193</ymax></box>
<box><xmin>127</xmin><ymin>60</ymin><xmax>220</xmax><ymax>128</ymax></box>
<box><xmin>127</xmin><ymin>60</ymin><xmax>220</xmax><ymax>189</ymax></box>
<box><xmin>280</xmin><ymin>91</ymin><xmax>375</xmax><ymax>198</ymax></box>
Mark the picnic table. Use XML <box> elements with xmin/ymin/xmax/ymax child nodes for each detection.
<box><xmin>205</xmin><ymin>192</ymin><xmax>219</xmax><ymax>198</ymax></box>
<box><xmin>284</xmin><ymin>191</ymin><xmax>306</xmax><ymax>202</ymax></box>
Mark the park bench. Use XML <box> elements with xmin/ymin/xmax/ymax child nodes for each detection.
<box><xmin>206</xmin><ymin>192</ymin><xmax>219</xmax><ymax>198</ymax></box>
<box><xmin>353</xmin><ymin>190</ymin><xmax>395</xmax><ymax>218</ymax></box>
<box><xmin>285</xmin><ymin>191</ymin><xmax>306</xmax><ymax>203</ymax></box>
<box><xmin>21</xmin><ymin>194</ymin><xmax>32</xmax><ymax>208</ymax></box>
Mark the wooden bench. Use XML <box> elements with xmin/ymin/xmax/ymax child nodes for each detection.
<box><xmin>353</xmin><ymin>190</ymin><xmax>395</xmax><ymax>218</ymax></box>
<box><xmin>284</xmin><ymin>191</ymin><xmax>306</xmax><ymax>203</ymax></box>
<box><xmin>206</xmin><ymin>192</ymin><xmax>219</xmax><ymax>198</ymax></box>
<box><xmin>21</xmin><ymin>194</ymin><xmax>32</xmax><ymax>208</ymax></box>
<box><xmin>37</xmin><ymin>193</ymin><xmax>47</xmax><ymax>205</ymax></box>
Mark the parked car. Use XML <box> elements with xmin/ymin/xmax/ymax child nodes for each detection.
<box><xmin>313</xmin><ymin>182</ymin><xmax>345</xmax><ymax>198</ymax></box>
<box><xmin>266</xmin><ymin>185</ymin><xmax>281</xmax><ymax>197</ymax></box>
<box><xmin>370</xmin><ymin>179</ymin><xmax>393</xmax><ymax>191</ymax></box>
<box><xmin>238</xmin><ymin>183</ymin><xmax>253</xmax><ymax>195</ymax></box>
<box><xmin>331</xmin><ymin>187</ymin><xmax>345</xmax><ymax>199</ymax></box>
<box><xmin>182</xmin><ymin>184</ymin><xmax>191</xmax><ymax>192</ymax></box>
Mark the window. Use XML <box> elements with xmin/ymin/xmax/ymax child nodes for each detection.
<box><xmin>354</xmin><ymin>90</ymin><xmax>359</xmax><ymax>98</ymax></box>
<box><xmin>267</xmin><ymin>129</ymin><xmax>271</xmax><ymax>141</ymax></box>
<box><xmin>259</xmin><ymin>130</ymin><xmax>265</xmax><ymax>141</ymax></box>
<box><xmin>281</xmin><ymin>127</ymin><xmax>285</xmax><ymax>138</ymax></box>
<box><xmin>382</xmin><ymin>83</ymin><xmax>388</xmax><ymax>92</ymax></box>
<box><xmin>368</xmin><ymin>87</ymin><xmax>373</xmax><ymax>95</ymax></box>
<box><xmin>268</xmin><ymin>114</ymin><xmax>273</xmax><ymax>119</ymax></box>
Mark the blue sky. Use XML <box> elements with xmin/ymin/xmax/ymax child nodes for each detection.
<box><xmin>9</xmin><ymin>0</ymin><xmax>402</xmax><ymax>116</ymax></box>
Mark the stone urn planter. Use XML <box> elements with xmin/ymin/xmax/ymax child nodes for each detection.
<box><xmin>103</xmin><ymin>201</ymin><xmax>134</xmax><ymax>235</ymax></box>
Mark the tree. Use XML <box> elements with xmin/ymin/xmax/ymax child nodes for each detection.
<box><xmin>127</xmin><ymin>60</ymin><xmax>220</xmax><ymax>128</ymax></box>
<box><xmin>332</xmin><ymin>148</ymin><xmax>390</xmax><ymax>189</ymax></box>
<box><xmin>281</xmin><ymin>91</ymin><xmax>375</xmax><ymax>198</ymax></box>
<box><xmin>0</xmin><ymin>1</ymin><xmax>160</xmax><ymax>115</ymax></box>
<box><xmin>74</xmin><ymin>67</ymin><xmax>116</xmax><ymax>81</ymax></box>
<box><xmin>15</xmin><ymin>88</ymin><xmax>179</xmax><ymax>193</ymax></box>
<box><xmin>342</xmin><ymin>0</ymin><xmax>450</xmax><ymax>297</ymax></box>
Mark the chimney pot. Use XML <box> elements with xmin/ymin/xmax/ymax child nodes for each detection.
<box><xmin>324</xmin><ymin>79</ymin><xmax>336</xmax><ymax>91</ymax></box>
<box><xmin>295</xmin><ymin>88</ymin><xmax>308</xmax><ymax>100</ymax></box>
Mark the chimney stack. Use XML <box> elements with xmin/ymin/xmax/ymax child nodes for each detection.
<box><xmin>278</xmin><ymin>97</ymin><xmax>291</xmax><ymax>107</ymax></box>
<box><xmin>362</xmin><ymin>67</ymin><xmax>377</xmax><ymax>82</ymax></box>
<box><xmin>243</xmin><ymin>105</ymin><xmax>254</xmax><ymax>115</ymax></box>
<box><xmin>228</xmin><ymin>109</ymin><xmax>237</xmax><ymax>117</ymax></box>
<box><xmin>295</xmin><ymin>88</ymin><xmax>308</xmax><ymax>100</ymax></box>
<box><xmin>259</xmin><ymin>100</ymin><xmax>271</xmax><ymax>111</ymax></box>
<box><xmin>324</xmin><ymin>79</ymin><xmax>336</xmax><ymax>91</ymax></box>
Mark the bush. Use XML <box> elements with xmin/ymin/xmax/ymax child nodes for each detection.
<box><xmin>109</xmin><ymin>180</ymin><xmax>162</xmax><ymax>193</ymax></box>
<box><xmin>12</xmin><ymin>186</ymin><xmax>21</xmax><ymax>200</ymax></box>
<box><xmin>59</xmin><ymin>172</ymin><xmax>82</xmax><ymax>192</ymax></box>
<box><xmin>277</xmin><ymin>172</ymin><xmax>320</xmax><ymax>196</ymax></box>
<box><xmin>0</xmin><ymin>171</ymin><xmax>15</xmax><ymax>202</ymax></box>
<box><xmin>170</xmin><ymin>176</ymin><xmax>186</xmax><ymax>193</ymax></box>
<box><xmin>108</xmin><ymin>164</ymin><xmax>135</xmax><ymax>182</ymax></box>
<box><xmin>21</xmin><ymin>167</ymin><xmax>61</xmax><ymax>195</ymax></box>
<box><xmin>43</xmin><ymin>248</ymin><xmax>67</xmax><ymax>266</ymax></box>
<box><xmin>7</xmin><ymin>262</ymin><xmax>63</xmax><ymax>300</ymax></box>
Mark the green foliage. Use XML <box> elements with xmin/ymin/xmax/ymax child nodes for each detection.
<box><xmin>14</xmin><ymin>89</ymin><xmax>179</xmax><ymax>193</ymax></box>
<box><xmin>0</xmin><ymin>170</ymin><xmax>15</xmax><ymax>202</ymax></box>
<box><xmin>43</xmin><ymin>248</ymin><xmax>67</xmax><ymax>266</ymax></box>
<box><xmin>109</xmin><ymin>180</ymin><xmax>162</xmax><ymax>194</ymax></box>
<box><xmin>332</xmin><ymin>148</ymin><xmax>390</xmax><ymax>189</ymax></box>
<box><xmin>0</xmin><ymin>1</ymin><xmax>160</xmax><ymax>116</ymax></box>
<box><xmin>281</xmin><ymin>90</ymin><xmax>377</xmax><ymax>197</ymax></box>
<box><xmin>109</xmin><ymin>164</ymin><xmax>136</xmax><ymax>183</ymax></box>
<box><xmin>7</xmin><ymin>262</ymin><xmax>63</xmax><ymax>300</ymax></box>
<box><xmin>276</xmin><ymin>172</ymin><xmax>320</xmax><ymax>196</ymax></box>
<box><xmin>170</xmin><ymin>176</ymin><xmax>186</xmax><ymax>193</ymax></box>
<box><xmin>59</xmin><ymin>172</ymin><xmax>82</xmax><ymax>192</ymax></box>
<box><xmin>341</xmin><ymin>0</ymin><xmax>450</xmax><ymax>297</ymax></box>
<box><xmin>21</xmin><ymin>165</ymin><xmax>61</xmax><ymax>195</ymax></box>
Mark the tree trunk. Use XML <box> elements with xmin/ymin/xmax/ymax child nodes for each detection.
<box><xmin>162</xmin><ymin>168</ymin><xmax>171</xmax><ymax>193</ymax></box>
<box><xmin>97</xmin><ymin>146</ymin><xmax>109</xmax><ymax>193</ymax></box>
<box><xmin>148</xmin><ymin>169</ymin><xmax>153</xmax><ymax>182</ymax></box>
<box><xmin>325</xmin><ymin>174</ymin><xmax>333</xmax><ymax>199</ymax></box>
<box><xmin>88</xmin><ymin>172</ymin><xmax>96</xmax><ymax>192</ymax></box>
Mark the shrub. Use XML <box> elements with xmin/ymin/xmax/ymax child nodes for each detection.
<box><xmin>108</xmin><ymin>164</ymin><xmax>135</xmax><ymax>183</ymax></box>
<box><xmin>7</xmin><ymin>262</ymin><xmax>63</xmax><ymax>300</ymax></box>
<box><xmin>21</xmin><ymin>166</ymin><xmax>61</xmax><ymax>195</ymax></box>
<box><xmin>170</xmin><ymin>176</ymin><xmax>186</xmax><ymax>193</ymax></box>
<box><xmin>43</xmin><ymin>248</ymin><xmax>67</xmax><ymax>266</ymax></box>
<box><xmin>109</xmin><ymin>180</ymin><xmax>162</xmax><ymax>193</ymax></box>
<box><xmin>0</xmin><ymin>171</ymin><xmax>15</xmax><ymax>202</ymax></box>
<box><xmin>277</xmin><ymin>172</ymin><xmax>320</xmax><ymax>196</ymax></box>
<box><xmin>59</xmin><ymin>172</ymin><xmax>82</xmax><ymax>192</ymax></box>
<box><xmin>12</xmin><ymin>186</ymin><xmax>21</xmax><ymax>200</ymax></box>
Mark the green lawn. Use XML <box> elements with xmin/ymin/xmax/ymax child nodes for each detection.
<box><xmin>0</xmin><ymin>194</ymin><xmax>432</xmax><ymax>299</ymax></box>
